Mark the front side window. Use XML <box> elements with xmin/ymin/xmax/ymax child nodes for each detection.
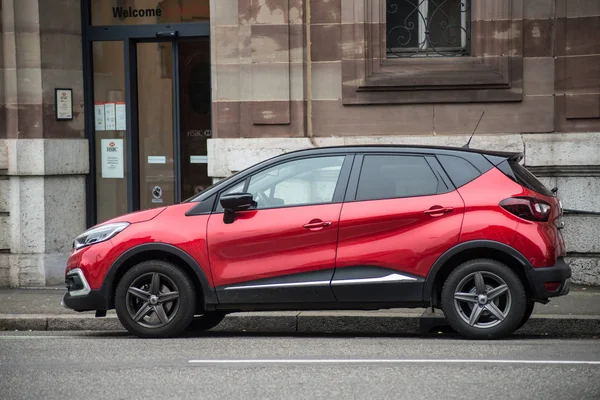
<box><xmin>386</xmin><ymin>0</ymin><xmax>472</xmax><ymax>58</ymax></box>
<box><xmin>356</xmin><ymin>155</ymin><xmax>441</xmax><ymax>201</ymax></box>
<box><xmin>217</xmin><ymin>156</ymin><xmax>345</xmax><ymax>211</ymax></box>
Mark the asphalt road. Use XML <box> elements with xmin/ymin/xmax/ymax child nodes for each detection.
<box><xmin>1</xmin><ymin>331</ymin><xmax>599</xmax><ymax>400</ymax></box>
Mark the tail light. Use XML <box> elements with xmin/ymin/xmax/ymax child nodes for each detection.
<box><xmin>500</xmin><ymin>197</ymin><xmax>552</xmax><ymax>222</ymax></box>
<box><xmin>544</xmin><ymin>282</ymin><xmax>561</xmax><ymax>292</ymax></box>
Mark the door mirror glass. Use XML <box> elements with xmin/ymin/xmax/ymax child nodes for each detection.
<box><xmin>220</xmin><ymin>192</ymin><xmax>255</xmax><ymax>212</ymax></box>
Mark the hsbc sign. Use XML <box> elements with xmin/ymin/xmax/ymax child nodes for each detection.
<box><xmin>101</xmin><ymin>139</ymin><xmax>124</xmax><ymax>179</ymax></box>
<box><xmin>106</xmin><ymin>141</ymin><xmax>118</xmax><ymax>152</ymax></box>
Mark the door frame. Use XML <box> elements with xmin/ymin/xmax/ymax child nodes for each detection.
<box><xmin>81</xmin><ymin>0</ymin><xmax>210</xmax><ymax>227</ymax></box>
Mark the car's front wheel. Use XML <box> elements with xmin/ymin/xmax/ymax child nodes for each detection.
<box><xmin>441</xmin><ymin>259</ymin><xmax>527</xmax><ymax>340</ymax></box>
<box><xmin>115</xmin><ymin>260</ymin><xmax>196</xmax><ymax>338</ymax></box>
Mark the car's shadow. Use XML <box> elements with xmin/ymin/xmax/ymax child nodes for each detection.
<box><xmin>75</xmin><ymin>326</ymin><xmax>588</xmax><ymax>341</ymax></box>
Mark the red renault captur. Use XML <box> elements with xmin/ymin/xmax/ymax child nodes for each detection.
<box><xmin>63</xmin><ymin>145</ymin><xmax>571</xmax><ymax>339</ymax></box>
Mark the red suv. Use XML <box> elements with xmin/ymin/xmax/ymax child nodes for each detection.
<box><xmin>63</xmin><ymin>145</ymin><xmax>571</xmax><ymax>339</ymax></box>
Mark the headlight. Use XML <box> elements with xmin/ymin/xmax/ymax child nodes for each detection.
<box><xmin>73</xmin><ymin>222</ymin><xmax>130</xmax><ymax>250</ymax></box>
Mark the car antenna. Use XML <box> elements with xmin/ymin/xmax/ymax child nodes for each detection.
<box><xmin>463</xmin><ymin>111</ymin><xmax>485</xmax><ymax>148</ymax></box>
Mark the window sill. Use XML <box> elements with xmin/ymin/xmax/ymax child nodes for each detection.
<box><xmin>342</xmin><ymin>55</ymin><xmax>523</xmax><ymax>105</ymax></box>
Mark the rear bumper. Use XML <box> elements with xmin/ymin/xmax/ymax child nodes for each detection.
<box><xmin>526</xmin><ymin>257</ymin><xmax>572</xmax><ymax>299</ymax></box>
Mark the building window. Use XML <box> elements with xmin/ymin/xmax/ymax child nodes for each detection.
<box><xmin>386</xmin><ymin>0</ymin><xmax>471</xmax><ymax>58</ymax></box>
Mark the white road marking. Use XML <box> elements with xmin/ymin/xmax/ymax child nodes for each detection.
<box><xmin>0</xmin><ymin>336</ymin><xmax>70</xmax><ymax>339</ymax></box>
<box><xmin>188</xmin><ymin>359</ymin><xmax>600</xmax><ymax>365</ymax></box>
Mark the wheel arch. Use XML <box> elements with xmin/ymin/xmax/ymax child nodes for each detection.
<box><xmin>424</xmin><ymin>240</ymin><xmax>534</xmax><ymax>308</ymax></box>
<box><xmin>101</xmin><ymin>243</ymin><xmax>218</xmax><ymax>312</ymax></box>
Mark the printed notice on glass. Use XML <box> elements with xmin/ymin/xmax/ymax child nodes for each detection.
<box><xmin>104</xmin><ymin>103</ymin><xmax>116</xmax><ymax>130</ymax></box>
<box><xmin>94</xmin><ymin>102</ymin><xmax>105</xmax><ymax>131</ymax></box>
<box><xmin>190</xmin><ymin>155</ymin><xmax>208</xmax><ymax>164</ymax></box>
<box><xmin>148</xmin><ymin>156</ymin><xmax>166</xmax><ymax>164</ymax></box>
<box><xmin>101</xmin><ymin>139</ymin><xmax>124</xmax><ymax>179</ymax></box>
<box><xmin>115</xmin><ymin>102</ymin><xmax>126</xmax><ymax>131</ymax></box>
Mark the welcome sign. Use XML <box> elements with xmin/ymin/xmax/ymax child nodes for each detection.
<box><xmin>109</xmin><ymin>1</ymin><xmax>209</xmax><ymax>21</ymax></box>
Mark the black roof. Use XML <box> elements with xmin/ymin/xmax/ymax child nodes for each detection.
<box><xmin>274</xmin><ymin>143</ymin><xmax>522</xmax><ymax>161</ymax></box>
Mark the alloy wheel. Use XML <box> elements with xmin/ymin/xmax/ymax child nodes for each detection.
<box><xmin>453</xmin><ymin>271</ymin><xmax>512</xmax><ymax>329</ymax></box>
<box><xmin>125</xmin><ymin>272</ymin><xmax>181</xmax><ymax>329</ymax></box>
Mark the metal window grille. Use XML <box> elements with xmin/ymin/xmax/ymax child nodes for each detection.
<box><xmin>386</xmin><ymin>0</ymin><xmax>472</xmax><ymax>58</ymax></box>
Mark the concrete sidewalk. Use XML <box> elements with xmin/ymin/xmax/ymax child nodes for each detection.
<box><xmin>0</xmin><ymin>285</ymin><xmax>599</xmax><ymax>337</ymax></box>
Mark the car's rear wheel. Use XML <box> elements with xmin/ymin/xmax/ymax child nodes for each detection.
<box><xmin>441</xmin><ymin>259</ymin><xmax>527</xmax><ymax>340</ymax></box>
<box><xmin>115</xmin><ymin>260</ymin><xmax>196</xmax><ymax>338</ymax></box>
<box><xmin>187</xmin><ymin>311</ymin><xmax>227</xmax><ymax>332</ymax></box>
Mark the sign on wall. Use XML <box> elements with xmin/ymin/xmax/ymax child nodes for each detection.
<box><xmin>55</xmin><ymin>88</ymin><xmax>73</xmax><ymax>120</ymax></box>
<box><xmin>101</xmin><ymin>139</ymin><xmax>124</xmax><ymax>179</ymax></box>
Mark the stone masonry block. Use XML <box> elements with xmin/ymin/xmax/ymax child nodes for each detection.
<box><xmin>44</xmin><ymin>176</ymin><xmax>86</xmax><ymax>253</ymax></box>
<box><xmin>6</xmin><ymin>139</ymin><xmax>89</xmax><ymax>176</ymax></box>
<box><xmin>0</xmin><ymin>179</ymin><xmax>9</xmax><ymax>212</ymax></box>
<box><xmin>524</xmin><ymin>132</ymin><xmax>600</xmax><ymax>166</ymax></box>
<box><xmin>566</xmin><ymin>257</ymin><xmax>600</xmax><ymax>286</ymax></box>
<box><xmin>43</xmin><ymin>139</ymin><xmax>89</xmax><ymax>175</ymax></box>
<box><xmin>0</xmin><ymin>142</ymin><xmax>7</xmax><ymax>169</ymax></box>
<box><xmin>10</xmin><ymin>176</ymin><xmax>45</xmax><ymax>253</ymax></box>
<box><xmin>537</xmin><ymin>177</ymin><xmax>600</xmax><ymax>213</ymax></box>
<box><xmin>0</xmin><ymin>215</ymin><xmax>10</xmax><ymax>249</ymax></box>
<box><xmin>0</xmin><ymin>255</ymin><xmax>9</xmax><ymax>287</ymax></box>
<box><xmin>561</xmin><ymin>215</ymin><xmax>600</xmax><ymax>253</ymax></box>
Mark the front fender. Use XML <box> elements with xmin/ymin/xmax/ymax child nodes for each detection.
<box><xmin>101</xmin><ymin>242</ymin><xmax>218</xmax><ymax>309</ymax></box>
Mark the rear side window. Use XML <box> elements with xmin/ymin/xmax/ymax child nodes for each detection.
<box><xmin>437</xmin><ymin>155</ymin><xmax>482</xmax><ymax>188</ymax></box>
<box><xmin>356</xmin><ymin>155</ymin><xmax>440</xmax><ymax>201</ymax></box>
<box><xmin>507</xmin><ymin>160</ymin><xmax>554</xmax><ymax>197</ymax></box>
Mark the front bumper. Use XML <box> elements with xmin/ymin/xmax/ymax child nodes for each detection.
<box><xmin>526</xmin><ymin>257</ymin><xmax>572</xmax><ymax>300</ymax></box>
<box><xmin>62</xmin><ymin>268</ymin><xmax>108</xmax><ymax>312</ymax></box>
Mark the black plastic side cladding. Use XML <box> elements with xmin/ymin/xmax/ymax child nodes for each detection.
<box><xmin>101</xmin><ymin>243</ymin><xmax>218</xmax><ymax>308</ymax></box>
<box><xmin>423</xmin><ymin>240</ymin><xmax>534</xmax><ymax>304</ymax></box>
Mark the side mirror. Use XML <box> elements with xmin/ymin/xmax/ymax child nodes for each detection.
<box><xmin>220</xmin><ymin>192</ymin><xmax>255</xmax><ymax>211</ymax></box>
<box><xmin>221</xmin><ymin>193</ymin><xmax>255</xmax><ymax>224</ymax></box>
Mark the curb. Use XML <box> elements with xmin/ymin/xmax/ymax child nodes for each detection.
<box><xmin>1</xmin><ymin>312</ymin><xmax>599</xmax><ymax>337</ymax></box>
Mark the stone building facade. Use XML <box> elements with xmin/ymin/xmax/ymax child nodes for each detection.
<box><xmin>1</xmin><ymin>0</ymin><xmax>599</xmax><ymax>286</ymax></box>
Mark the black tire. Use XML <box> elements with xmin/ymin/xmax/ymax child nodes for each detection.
<box><xmin>187</xmin><ymin>311</ymin><xmax>227</xmax><ymax>332</ymax></box>
<box><xmin>517</xmin><ymin>300</ymin><xmax>535</xmax><ymax>330</ymax></box>
<box><xmin>115</xmin><ymin>260</ymin><xmax>196</xmax><ymax>338</ymax></box>
<box><xmin>441</xmin><ymin>258</ymin><xmax>527</xmax><ymax>340</ymax></box>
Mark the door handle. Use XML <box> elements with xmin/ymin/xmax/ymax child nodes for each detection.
<box><xmin>303</xmin><ymin>221</ymin><xmax>332</xmax><ymax>229</ymax></box>
<box><xmin>424</xmin><ymin>206</ymin><xmax>454</xmax><ymax>215</ymax></box>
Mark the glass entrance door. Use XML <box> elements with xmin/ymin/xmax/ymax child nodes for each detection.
<box><xmin>135</xmin><ymin>38</ymin><xmax>212</xmax><ymax>211</ymax></box>
<box><xmin>136</xmin><ymin>41</ymin><xmax>176</xmax><ymax>209</ymax></box>
<box><xmin>92</xmin><ymin>36</ymin><xmax>211</xmax><ymax>223</ymax></box>
<box><xmin>178</xmin><ymin>38</ymin><xmax>212</xmax><ymax>199</ymax></box>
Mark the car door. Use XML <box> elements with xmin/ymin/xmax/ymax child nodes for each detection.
<box><xmin>207</xmin><ymin>154</ymin><xmax>353</xmax><ymax>304</ymax></box>
<box><xmin>333</xmin><ymin>153</ymin><xmax>465</xmax><ymax>303</ymax></box>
